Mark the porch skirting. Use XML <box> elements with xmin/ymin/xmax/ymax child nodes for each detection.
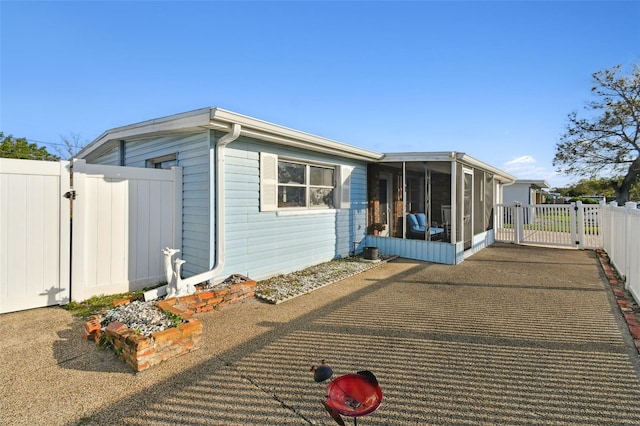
<box><xmin>363</xmin><ymin>229</ymin><xmax>495</xmax><ymax>265</ymax></box>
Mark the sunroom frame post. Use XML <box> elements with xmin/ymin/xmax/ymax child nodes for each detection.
<box><xmin>450</xmin><ymin>159</ymin><xmax>457</xmax><ymax>244</ymax></box>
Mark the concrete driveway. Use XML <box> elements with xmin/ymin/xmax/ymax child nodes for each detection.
<box><xmin>2</xmin><ymin>243</ymin><xmax>640</xmax><ymax>425</ymax></box>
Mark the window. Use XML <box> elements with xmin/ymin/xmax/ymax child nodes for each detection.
<box><xmin>260</xmin><ymin>153</ymin><xmax>352</xmax><ymax>212</ymax></box>
<box><xmin>278</xmin><ymin>160</ymin><xmax>335</xmax><ymax>208</ymax></box>
<box><xmin>146</xmin><ymin>153</ymin><xmax>177</xmax><ymax>169</ymax></box>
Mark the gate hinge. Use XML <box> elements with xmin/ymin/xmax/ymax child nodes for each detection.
<box><xmin>64</xmin><ymin>190</ymin><xmax>77</xmax><ymax>200</ymax></box>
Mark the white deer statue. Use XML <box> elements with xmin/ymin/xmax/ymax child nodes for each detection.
<box><xmin>163</xmin><ymin>248</ymin><xmax>196</xmax><ymax>298</ymax></box>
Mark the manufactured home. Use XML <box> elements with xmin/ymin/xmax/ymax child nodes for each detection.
<box><xmin>77</xmin><ymin>107</ymin><xmax>516</xmax><ymax>286</ymax></box>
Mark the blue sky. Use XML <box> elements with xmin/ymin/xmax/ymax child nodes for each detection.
<box><xmin>2</xmin><ymin>1</ymin><xmax>639</xmax><ymax>188</ymax></box>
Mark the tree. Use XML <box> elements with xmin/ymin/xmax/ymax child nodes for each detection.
<box><xmin>553</xmin><ymin>64</ymin><xmax>640</xmax><ymax>204</ymax></box>
<box><xmin>0</xmin><ymin>132</ymin><xmax>59</xmax><ymax>161</ymax></box>
<box><xmin>57</xmin><ymin>132</ymin><xmax>87</xmax><ymax>160</ymax></box>
<box><xmin>553</xmin><ymin>177</ymin><xmax>640</xmax><ymax>200</ymax></box>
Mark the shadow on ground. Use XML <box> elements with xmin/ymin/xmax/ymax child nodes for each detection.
<box><xmin>72</xmin><ymin>244</ymin><xmax>640</xmax><ymax>425</ymax></box>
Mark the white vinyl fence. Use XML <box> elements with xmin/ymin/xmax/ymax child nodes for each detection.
<box><xmin>495</xmin><ymin>202</ymin><xmax>601</xmax><ymax>249</ymax></box>
<box><xmin>0</xmin><ymin>158</ymin><xmax>181</xmax><ymax>313</ymax></box>
<box><xmin>1</xmin><ymin>159</ymin><xmax>70</xmax><ymax>313</ymax></box>
<box><xmin>601</xmin><ymin>202</ymin><xmax>640</xmax><ymax>303</ymax></box>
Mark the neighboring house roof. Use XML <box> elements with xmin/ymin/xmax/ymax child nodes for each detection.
<box><xmin>381</xmin><ymin>152</ymin><xmax>516</xmax><ymax>184</ymax></box>
<box><xmin>78</xmin><ymin>107</ymin><xmax>384</xmax><ymax>162</ymax></box>
<box><xmin>511</xmin><ymin>179</ymin><xmax>551</xmax><ymax>189</ymax></box>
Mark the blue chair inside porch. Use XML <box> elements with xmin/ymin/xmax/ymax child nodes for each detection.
<box><xmin>406</xmin><ymin>213</ymin><xmax>427</xmax><ymax>239</ymax></box>
<box><xmin>406</xmin><ymin>213</ymin><xmax>444</xmax><ymax>240</ymax></box>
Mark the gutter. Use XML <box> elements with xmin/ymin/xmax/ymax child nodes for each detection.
<box><xmin>144</xmin><ymin>123</ymin><xmax>241</xmax><ymax>300</ymax></box>
<box><xmin>181</xmin><ymin>123</ymin><xmax>241</xmax><ymax>287</ymax></box>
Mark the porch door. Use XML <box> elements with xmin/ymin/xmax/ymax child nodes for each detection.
<box><xmin>463</xmin><ymin>169</ymin><xmax>473</xmax><ymax>250</ymax></box>
<box><xmin>378</xmin><ymin>173</ymin><xmax>392</xmax><ymax>237</ymax></box>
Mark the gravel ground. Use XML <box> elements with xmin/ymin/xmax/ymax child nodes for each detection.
<box><xmin>98</xmin><ymin>300</ymin><xmax>180</xmax><ymax>337</ymax></box>
<box><xmin>254</xmin><ymin>255</ymin><xmax>393</xmax><ymax>304</ymax></box>
<box><xmin>98</xmin><ymin>254</ymin><xmax>393</xmax><ymax>335</ymax></box>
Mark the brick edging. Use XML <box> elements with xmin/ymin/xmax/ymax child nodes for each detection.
<box><xmin>597</xmin><ymin>249</ymin><xmax>640</xmax><ymax>353</ymax></box>
<box><xmin>82</xmin><ymin>275</ymin><xmax>257</xmax><ymax>371</ymax></box>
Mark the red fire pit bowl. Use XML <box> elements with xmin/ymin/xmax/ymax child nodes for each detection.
<box><xmin>325</xmin><ymin>373</ymin><xmax>383</xmax><ymax>417</ymax></box>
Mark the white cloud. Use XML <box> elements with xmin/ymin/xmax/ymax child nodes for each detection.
<box><xmin>504</xmin><ymin>155</ymin><xmax>536</xmax><ymax>167</ymax></box>
<box><xmin>502</xmin><ymin>155</ymin><xmax>570</xmax><ymax>188</ymax></box>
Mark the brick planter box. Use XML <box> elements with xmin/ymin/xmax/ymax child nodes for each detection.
<box><xmin>102</xmin><ymin>317</ymin><xmax>202</xmax><ymax>372</ymax></box>
<box><xmin>83</xmin><ymin>274</ymin><xmax>256</xmax><ymax>372</ymax></box>
<box><xmin>157</xmin><ymin>274</ymin><xmax>257</xmax><ymax>316</ymax></box>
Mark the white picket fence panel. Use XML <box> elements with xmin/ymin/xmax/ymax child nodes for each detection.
<box><xmin>495</xmin><ymin>202</ymin><xmax>601</xmax><ymax>249</ymax></box>
<box><xmin>0</xmin><ymin>158</ymin><xmax>181</xmax><ymax>313</ymax></box>
<box><xmin>601</xmin><ymin>202</ymin><xmax>640</xmax><ymax>303</ymax></box>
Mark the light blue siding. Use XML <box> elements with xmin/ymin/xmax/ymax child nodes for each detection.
<box><xmin>85</xmin><ymin>129</ymin><xmax>369</xmax><ymax>283</ymax></box>
<box><xmin>90</xmin><ymin>145</ymin><xmax>120</xmax><ymax>166</ymax></box>
<box><xmin>213</xmin><ymin>135</ymin><xmax>368</xmax><ymax>281</ymax></box>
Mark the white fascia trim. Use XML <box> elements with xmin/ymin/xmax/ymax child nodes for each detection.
<box><xmin>380</xmin><ymin>151</ymin><xmax>516</xmax><ymax>183</ymax></box>
<box><xmin>456</xmin><ymin>153</ymin><xmax>516</xmax><ymax>183</ymax></box>
<box><xmin>514</xmin><ymin>179</ymin><xmax>551</xmax><ymax>189</ymax></box>
<box><xmin>78</xmin><ymin>107</ymin><xmax>384</xmax><ymax>162</ymax></box>
<box><xmin>380</xmin><ymin>152</ymin><xmax>458</xmax><ymax>162</ymax></box>
<box><xmin>78</xmin><ymin>108</ymin><xmax>213</xmax><ymax>159</ymax></box>
<box><xmin>210</xmin><ymin>108</ymin><xmax>383</xmax><ymax>161</ymax></box>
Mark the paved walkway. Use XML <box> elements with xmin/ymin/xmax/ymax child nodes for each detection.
<box><xmin>2</xmin><ymin>243</ymin><xmax>640</xmax><ymax>425</ymax></box>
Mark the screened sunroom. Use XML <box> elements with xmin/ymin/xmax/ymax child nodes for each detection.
<box><xmin>364</xmin><ymin>152</ymin><xmax>516</xmax><ymax>264</ymax></box>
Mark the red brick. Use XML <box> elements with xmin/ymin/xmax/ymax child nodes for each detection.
<box><xmin>197</xmin><ymin>291</ymin><xmax>215</xmax><ymax>300</ymax></box>
<box><xmin>84</xmin><ymin>318</ymin><xmax>101</xmax><ymax>334</ymax></box>
<box><xmin>629</xmin><ymin>326</ymin><xmax>640</xmax><ymax>340</ymax></box>
<box><xmin>136</xmin><ymin>361</ymin><xmax>150</xmax><ymax>371</ymax></box>
<box><xmin>179</xmin><ymin>319</ymin><xmax>202</xmax><ymax>337</ymax></box>
<box><xmin>207</xmin><ymin>297</ymin><xmax>224</xmax><ymax>306</ymax></box>
<box><xmin>126</xmin><ymin>333</ymin><xmax>152</xmax><ymax>350</ymax></box>
<box><xmin>228</xmin><ymin>283</ymin><xmax>244</xmax><ymax>294</ymax></box>
<box><xmin>181</xmin><ymin>341</ymin><xmax>196</xmax><ymax>352</ymax></box>
<box><xmin>167</xmin><ymin>306</ymin><xmax>185</xmax><ymax>316</ymax></box>
<box><xmin>152</xmin><ymin>327</ymin><xmax>181</xmax><ymax>344</ymax></box>
<box><xmin>177</xmin><ymin>294</ymin><xmax>197</xmax><ymax>305</ymax></box>
<box><xmin>106</xmin><ymin>321</ymin><xmax>128</xmax><ymax>334</ymax></box>
<box><xmin>213</xmin><ymin>288</ymin><xmax>229</xmax><ymax>297</ymax></box>
<box><xmin>112</xmin><ymin>298</ymin><xmax>132</xmax><ymax>307</ymax></box>
<box><xmin>156</xmin><ymin>300</ymin><xmax>174</xmax><ymax>311</ymax></box>
<box><xmin>82</xmin><ymin>329</ymin><xmax>93</xmax><ymax>340</ymax></box>
<box><xmin>136</xmin><ymin>347</ymin><xmax>157</xmax><ymax>358</ymax></box>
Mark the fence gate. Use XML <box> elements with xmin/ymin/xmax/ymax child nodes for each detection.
<box><xmin>1</xmin><ymin>158</ymin><xmax>181</xmax><ymax>314</ymax></box>
<box><xmin>495</xmin><ymin>202</ymin><xmax>602</xmax><ymax>249</ymax></box>
<box><xmin>0</xmin><ymin>159</ymin><xmax>71</xmax><ymax>314</ymax></box>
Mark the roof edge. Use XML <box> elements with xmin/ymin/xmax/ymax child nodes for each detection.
<box><xmin>78</xmin><ymin>107</ymin><xmax>384</xmax><ymax>162</ymax></box>
<box><xmin>379</xmin><ymin>151</ymin><xmax>516</xmax><ymax>183</ymax></box>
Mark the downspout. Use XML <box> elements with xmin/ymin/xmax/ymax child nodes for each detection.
<box><xmin>181</xmin><ymin>123</ymin><xmax>241</xmax><ymax>287</ymax></box>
